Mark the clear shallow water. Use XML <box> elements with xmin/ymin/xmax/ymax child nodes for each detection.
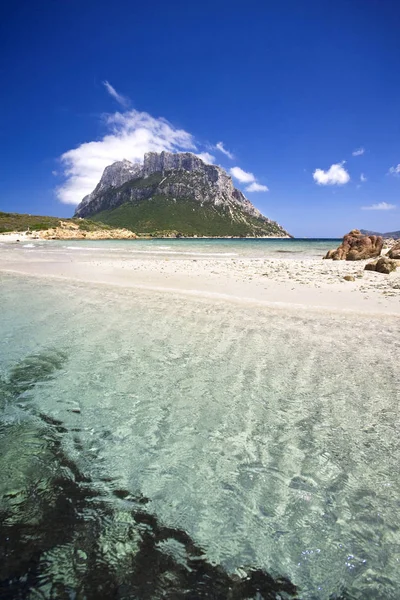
<box><xmin>1</xmin><ymin>237</ymin><xmax>342</xmax><ymax>260</ymax></box>
<box><xmin>1</xmin><ymin>273</ymin><xmax>399</xmax><ymax>598</ymax></box>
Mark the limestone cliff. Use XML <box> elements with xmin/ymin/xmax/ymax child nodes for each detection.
<box><xmin>74</xmin><ymin>152</ymin><xmax>290</xmax><ymax>237</ymax></box>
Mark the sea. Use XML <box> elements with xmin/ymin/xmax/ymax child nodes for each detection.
<box><xmin>1</xmin><ymin>238</ymin><xmax>399</xmax><ymax>599</ymax></box>
<box><xmin>1</xmin><ymin>236</ymin><xmax>342</xmax><ymax>260</ymax></box>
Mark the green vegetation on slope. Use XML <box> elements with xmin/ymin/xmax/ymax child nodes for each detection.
<box><xmin>0</xmin><ymin>212</ymin><xmax>113</xmax><ymax>233</ymax></box>
<box><xmin>91</xmin><ymin>195</ymin><xmax>287</xmax><ymax>237</ymax></box>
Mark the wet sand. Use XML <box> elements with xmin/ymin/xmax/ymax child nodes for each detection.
<box><xmin>1</xmin><ymin>241</ymin><xmax>399</xmax><ymax>315</ymax></box>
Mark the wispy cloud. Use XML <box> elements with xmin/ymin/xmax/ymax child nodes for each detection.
<box><xmin>230</xmin><ymin>166</ymin><xmax>268</xmax><ymax>192</ymax></box>
<box><xmin>360</xmin><ymin>173</ymin><xmax>367</xmax><ymax>183</ymax></box>
<box><xmin>196</xmin><ymin>152</ymin><xmax>215</xmax><ymax>164</ymax></box>
<box><xmin>103</xmin><ymin>80</ymin><xmax>130</xmax><ymax>108</ymax></box>
<box><xmin>388</xmin><ymin>164</ymin><xmax>400</xmax><ymax>176</ymax></box>
<box><xmin>361</xmin><ymin>202</ymin><xmax>396</xmax><ymax>211</ymax></box>
<box><xmin>245</xmin><ymin>182</ymin><xmax>269</xmax><ymax>192</ymax></box>
<box><xmin>230</xmin><ymin>166</ymin><xmax>255</xmax><ymax>183</ymax></box>
<box><xmin>313</xmin><ymin>162</ymin><xmax>350</xmax><ymax>185</ymax></box>
<box><xmin>215</xmin><ymin>141</ymin><xmax>234</xmax><ymax>160</ymax></box>
<box><xmin>352</xmin><ymin>147</ymin><xmax>365</xmax><ymax>157</ymax></box>
<box><xmin>57</xmin><ymin>85</ymin><xmax>269</xmax><ymax>204</ymax></box>
<box><xmin>57</xmin><ymin>109</ymin><xmax>195</xmax><ymax>204</ymax></box>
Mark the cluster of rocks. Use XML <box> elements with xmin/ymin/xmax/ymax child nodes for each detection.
<box><xmin>324</xmin><ymin>229</ymin><xmax>383</xmax><ymax>261</ymax></box>
<box><xmin>387</xmin><ymin>239</ymin><xmax>400</xmax><ymax>260</ymax></box>
<box><xmin>21</xmin><ymin>221</ymin><xmax>137</xmax><ymax>240</ymax></box>
<box><xmin>364</xmin><ymin>257</ymin><xmax>398</xmax><ymax>274</ymax></box>
<box><xmin>325</xmin><ymin>229</ymin><xmax>399</xmax><ymax>276</ymax></box>
<box><xmin>38</xmin><ymin>225</ymin><xmax>137</xmax><ymax>240</ymax></box>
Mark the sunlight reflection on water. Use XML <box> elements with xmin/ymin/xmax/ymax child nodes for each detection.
<box><xmin>1</xmin><ymin>273</ymin><xmax>399</xmax><ymax>599</ymax></box>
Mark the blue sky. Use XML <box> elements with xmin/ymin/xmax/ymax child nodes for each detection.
<box><xmin>1</xmin><ymin>0</ymin><xmax>400</xmax><ymax>237</ymax></box>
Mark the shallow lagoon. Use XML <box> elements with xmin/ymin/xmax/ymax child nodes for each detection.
<box><xmin>1</xmin><ymin>273</ymin><xmax>399</xmax><ymax>598</ymax></box>
<box><xmin>0</xmin><ymin>236</ymin><xmax>341</xmax><ymax>260</ymax></box>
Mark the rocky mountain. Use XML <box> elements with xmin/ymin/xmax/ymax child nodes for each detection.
<box><xmin>360</xmin><ymin>229</ymin><xmax>400</xmax><ymax>239</ymax></box>
<box><xmin>76</xmin><ymin>159</ymin><xmax>142</xmax><ymax>217</ymax></box>
<box><xmin>74</xmin><ymin>152</ymin><xmax>290</xmax><ymax>237</ymax></box>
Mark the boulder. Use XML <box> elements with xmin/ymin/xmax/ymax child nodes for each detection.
<box><xmin>343</xmin><ymin>275</ymin><xmax>355</xmax><ymax>281</ymax></box>
<box><xmin>365</xmin><ymin>257</ymin><xmax>397</xmax><ymax>274</ymax></box>
<box><xmin>324</xmin><ymin>229</ymin><xmax>383</xmax><ymax>261</ymax></box>
<box><xmin>388</xmin><ymin>240</ymin><xmax>400</xmax><ymax>260</ymax></box>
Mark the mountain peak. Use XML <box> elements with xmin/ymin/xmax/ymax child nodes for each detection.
<box><xmin>99</xmin><ymin>160</ymin><xmax>142</xmax><ymax>188</ymax></box>
<box><xmin>74</xmin><ymin>152</ymin><xmax>289</xmax><ymax>237</ymax></box>
<box><xmin>142</xmin><ymin>151</ymin><xmax>208</xmax><ymax>177</ymax></box>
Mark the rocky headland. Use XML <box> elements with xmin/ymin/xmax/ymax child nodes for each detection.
<box><xmin>0</xmin><ymin>213</ymin><xmax>138</xmax><ymax>241</ymax></box>
<box><xmin>74</xmin><ymin>151</ymin><xmax>290</xmax><ymax>238</ymax></box>
<box><xmin>35</xmin><ymin>221</ymin><xmax>137</xmax><ymax>240</ymax></box>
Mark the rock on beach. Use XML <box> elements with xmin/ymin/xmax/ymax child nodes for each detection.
<box><xmin>324</xmin><ymin>229</ymin><xmax>383</xmax><ymax>261</ymax></box>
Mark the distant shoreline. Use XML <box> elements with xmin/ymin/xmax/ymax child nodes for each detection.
<box><xmin>0</xmin><ymin>230</ymin><xmax>293</xmax><ymax>242</ymax></box>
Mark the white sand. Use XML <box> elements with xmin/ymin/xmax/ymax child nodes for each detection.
<box><xmin>0</xmin><ymin>232</ymin><xmax>37</xmax><ymax>243</ymax></box>
<box><xmin>1</xmin><ymin>242</ymin><xmax>399</xmax><ymax>316</ymax></box>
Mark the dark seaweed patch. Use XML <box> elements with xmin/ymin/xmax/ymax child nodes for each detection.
<box><xmin>0</xmin><ymin>418</ymin><xmax>299</xmax><ymax>599</ymax></box>
<box><xmin>0</xmin><ymin>350</ymin><xmax>68</xmax><ymax>413</ymax></box>
<box><xmin>0</xmin><ymin>352</ymin><xmax>300</xmax><ymax>599</ymax></box>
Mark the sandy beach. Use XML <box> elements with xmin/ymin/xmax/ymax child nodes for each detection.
<box><xmin>1</xmin><ymin>238</ymin><xmax>399</xmax><ymax>315</ymax></box>
<box><xmin>2</xmin><ymin>237</ymin><xmax>400</xmax><ymax>599</ymax></box>
<box><xmin>4</xmin><ymin>4</ymin><xmax>400</xmax><ymax>597</ymax></box>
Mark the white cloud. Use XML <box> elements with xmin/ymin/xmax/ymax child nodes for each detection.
<box><xmin>352</xmin><ymin>147</ymin><xmax>365</xmax><ymax>157</ymax></box>
<box><xmin>215</xmin><ymin>141</ymin><xmax>234</xmax><ymax>159</ymax></box>
<box><xmin>388</xmin><ymin>164</ymin><xmax>400</xmax><ymax>176</ymax></box>
<box><xmin>57</xmin><ymin>87</ymin><xmax>268</xmax><ymax>204</ymax></box>
<box><xmin>196</xmin><ymin>152</ymin><xmax>215</xmax><ymax>164</ymax></box>
<box><xmin>313</xmin><ymin>162</ymin><xmax>350</xmax><ymax>185</ymax></box>
<box><xmin>230</xmin><ymin>166</ymin><xmax>255</xmax><ymax>183</ymax></box>
<box><xmin>361</xmin><ymin>202</ymin><xmax>396</xmax><ymax>211</ymax></box>
<box><xmin>103</xmin><ymin>80</ymin><xmax>130</xmax><ymax>108</ymax></box>
<box><xmin>57</xmin><ymin>109</ymin><xmax>195</xmax><ymax>204</ymax></box>
<box><xmin>245</xmin><ymin>182</ymin><xmax>269</xmax><ymax>192</ymax></box>
<box><xmin>230</xmin><ymin>166</ymin><xmax>269</xmax><ymax>192</ymax></box>
<box><xmin>360</xmin><ymin>173</ymin><xmax>367</xmax><ymax>182</ymax></box>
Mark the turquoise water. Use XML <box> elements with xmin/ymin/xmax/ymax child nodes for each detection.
<box><xmin>1</xmin><ymin>272</ymin><xmax>399</xmax><ymax>598</ymax></box>
<box><xmin>1</xmin><ymin>237</ymin><xmax>342</xmax><ymax>260</ymax></box>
